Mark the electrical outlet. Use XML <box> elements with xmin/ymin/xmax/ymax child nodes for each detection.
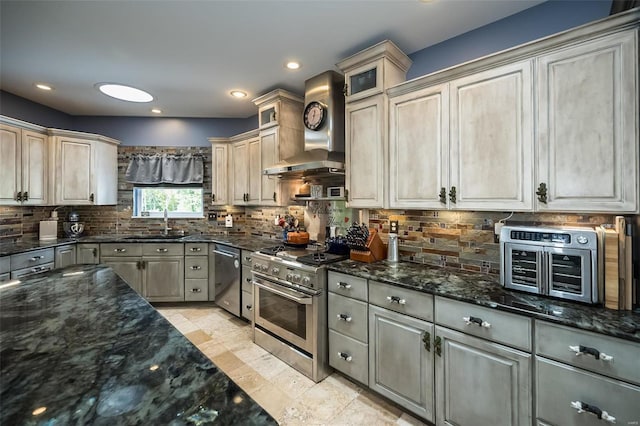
<box><xmin>390</xmin><ymin>220</ymin><xmax>398</xmax><ymax>233</ymax></box>
<box><xmin>208</xmin><ymin>213</ymin><xmax>217</xmax><ymax>221</ymax></box>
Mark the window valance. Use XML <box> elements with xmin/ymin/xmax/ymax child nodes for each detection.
<box><xmin>125</xmin><ymin>154</ymin><xmax>204</xmax><ymax>184</ymax></box>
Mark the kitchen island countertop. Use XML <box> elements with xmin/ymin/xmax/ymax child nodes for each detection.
<box><xmin>328</xmin><ymin>260</ymin><xmax>640</xmax><ymax>343</ymax></box>
<box><xmin>0</xmin><ymin>264</ymin><xmax>276</xmax><ymax>425</ymax></box>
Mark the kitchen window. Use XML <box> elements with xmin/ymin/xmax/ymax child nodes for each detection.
<box><xmin>133</xmin><ymin>186</ymin><xmax>203</xmax><ymax>219</ymax></box>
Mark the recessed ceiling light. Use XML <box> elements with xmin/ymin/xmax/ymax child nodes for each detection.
<box><xmin>286</xmin><ymin>61</ymin><xmax>301</xmax><ymax>70</ymax></box>
<box><xmin>96</xmin><ymin>83</ymin><xmax>153</xmax><ymax>103</ymax></box>
<box><xmin>230</xmin><ymin>90</ymin><xmax>248</xmax><ymax>98</ymax></box>
<box><xmin>35</xmin><ymin>83</ymin><xmax>53</xmax><ymax>91</ymax></box>
<box><xmin>151</xmin><ymin>108</ymin><xmax>162</xmax><ymax>114</ymax></box>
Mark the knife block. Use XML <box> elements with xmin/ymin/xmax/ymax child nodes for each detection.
<box><xmin>350</xmin><ymin>229</ymin><xmax>387</xmax><ymax>263</ymax></box>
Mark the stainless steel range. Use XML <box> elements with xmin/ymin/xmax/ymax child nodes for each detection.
<box><xmin>251</xmin><ymin>244</ymin><xmax>348</xmax><ymax>382</ymax></box>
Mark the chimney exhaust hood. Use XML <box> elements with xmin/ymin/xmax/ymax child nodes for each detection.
<box><xmin>263</xmin><ymin>70</ymin><xmax>345</xmax><ymax>178</ymax></box>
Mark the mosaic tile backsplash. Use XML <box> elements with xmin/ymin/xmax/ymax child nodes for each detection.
<box><xmin>0</xmin><ymin>145</ymin><xmax>628</xmax><ymax>276</ymax></box>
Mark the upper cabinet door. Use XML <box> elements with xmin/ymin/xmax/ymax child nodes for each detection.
<box><xmin>55</xmin><ymin>137</ymin><xmax>94</xmax><ymax>205</ymax></box>
<box><xmin>259</xmin><ymin>127</ymin><xmax>277</xmax><ymax>206</ymax></box>
<box><xmin>0</xmin><ymin>124</ymin><xmax>22</xmax><ymax>205</ymax></box>
<box><xmin>389</xmin><ymin>84</ymin><xmax>449</xmax><ymax>209</ymax></box>
<box><xmin>21</xmin><ymin>130</ymin><xmax>48</xmax><ymax>205</ymax></box>
<box><xmin>537</xmin><ymin>30</ymin><xmax>638</xmax><ymax>213</ymax></box>
<box><xmin>345</xmin><ymin>96</ymin><xmax>385</xmax><ymax>208</ymax></box>
<box><xmin>247</xmin><ymin>137</ymin><xmax>261</xmax><ymax>204</ymax></box>
<box><xmin>211</xmin><ymin>143</ymin><xmax>229</xmax><ymax>206</ymax></box>
<box><xmin>450</xmin><ymin>60</ymin><xmax>534</xmax><ymax>211</ymax></box>
<box><xmin>231</xmin><ymin>140</ymin><xmax>248</xmax><ymax>205</ymax></box>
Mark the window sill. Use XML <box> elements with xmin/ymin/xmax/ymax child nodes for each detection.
<box><xmin>131</xmin><ymin>215</ymin><xmax>205</xmax><ymax>220</ymax></box>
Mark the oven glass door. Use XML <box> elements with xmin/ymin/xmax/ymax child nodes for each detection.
<box><xmin>504</xmin><ymin>243</ymin><xmax>544</xmax><ymax>294</ymax></box>
<box><xmin>545</xmin><ymin>247</ymin><xmax>592</xmax><ymax>303</ymax></box>
<box><xmin>253</xmin><ymin>276</ymin><xmax>314</xmax><ymax>353</ymax></box>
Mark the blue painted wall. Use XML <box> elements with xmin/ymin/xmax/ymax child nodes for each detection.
<box><xmin>407</xmin><ymin>0</ymin><xmax>613</xmax><ymax>79</ymax></box>
<box><xmin>1</xmin><ymin>0</ymin><xmax>614</xmax><ymax>145</ymax></box>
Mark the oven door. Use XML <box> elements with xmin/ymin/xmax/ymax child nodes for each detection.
<box><xmin>252</xmin><ymin>275</ymin><xmax>315</xmax><ymax>354</ymax></box>
<box><xmin>504</xmin><ymin>243</ymin><xmax>544</xmax><ymax>295</ymax></box>
<box><xmin>545</xmin><ymin>247</ymin><xmax>594</xmax><ymax>303</ymax></box>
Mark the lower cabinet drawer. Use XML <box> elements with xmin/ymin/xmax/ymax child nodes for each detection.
<box><xmin>328</xmin><ymin>292</ymin><xmax>368</xmax><ymax>342</ymax></box>
<box><xmin>329</xmin><ymin>330</ymin><xmax>369</xmax><ymax>386</ymax></box>
<box><xmin>1</xmin><ymin>272</ymin><xmax>11</xmax><ymax>282</ymax></box>
<box><xmin>185</xmin><ymin>243</ymin><xmax>208</xmax><ymax>255</ymax></box>
<box><xmin>241</xmin><ymin>290</ymin><xmax>253</xmax><ymax>321</ymax></box>
<box><xmin>536</xmin><ymin>357</ymin><xmax>640</xmax><ymax>426</ymax></box>
<box><xmin>142</xmin><ymin>243</ymin><xmax>184</xmax><ymax>256</ymax></box>
<box><xmin>185</xmin><ymin>257</ymin><xmax>208</xmax><ymax>279</ymax></box>
<box><xmin>185</xmin><ymin>279</ymin><xmax>208</xmax><ymax>301</ymax></box>
<box><xmin>10</xmin><ymin>248</ymin><xmax>54</xmax><ymax>270</ymax></box>
<box><xmin>11</xmin><ymin>263</ymin><xmax>54</xmax><ymax>279</ymax></box>
<box><xmin>0</xmin><ymin>256</ymin><xmax>9</xmax><ymax>274</ymax></box>
<box><xmin>100</xmin><ymin>243</ymin><xmax>142</xmax><ymax>257</ymax></box>
<box><xmin>369</xmin><ymin>280</ymin><xmax>433</xmax><ymax>322</ymax></box>
<box><xmin>328</xmin><ymin>271</ymin><xmax>368</xmax><ymax>302</ymax></box>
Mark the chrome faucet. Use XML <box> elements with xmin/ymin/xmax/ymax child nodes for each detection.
<box><xmin>163</xmin><ymin>209</ymin><xmax>172</xmax><ymax>236</ymax></box>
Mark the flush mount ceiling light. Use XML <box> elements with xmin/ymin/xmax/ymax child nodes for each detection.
<box><xmin>285</xmin><ymin>61</ymin><xmax>301</xmax><ymax>70</ymax></box>
<box><xmin>151</xmin><ymin>108</ymin><xmax>162</xmax><ymax>114</ymax></box>
<box><xmin>230</xmin><ymin>90</ymin><xmax>248</xmax><ymax>98</ymax></box>
<box><xmin>35</xmin><ymin>83</ymin><xmax>53</xmax><ymax>91</ymax></box>
<box><xmin>96</xmin><ymin>83</ymin><xmax>153</xmax><ymax>102</ymax></box>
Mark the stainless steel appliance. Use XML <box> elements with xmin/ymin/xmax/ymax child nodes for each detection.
<box><xmin>500</xmin><ymin>226</ymin><xmax>600</xmax><ymax>304</ymax></box>
<box><xmin>251</xmin><ymin>244</ymin><xmax>348</xmax><ymax>382</ymax></box>
<box><xmin>211</xmin><ymin>244</ymin><xmax>241</xmax><ymax>316</ymax></box>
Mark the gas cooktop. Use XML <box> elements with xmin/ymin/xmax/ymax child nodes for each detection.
<box><xmin>258</xmin><ymin>245</ymin><xmax>348</xmax><ymax>266</ymax></box>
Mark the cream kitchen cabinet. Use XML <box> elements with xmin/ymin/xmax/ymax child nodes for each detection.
<box><xmin>76</xmin><ymin>243</ymin><xmax>99</xmax><ymax>264</ymax></box>
<box><xmin>536</xmin><ymin>29</ymin><xmax>638</xmax><ymax>213</ymax></box>
<box><xmin>209</xmin><ymin>140</ymin><xmax>229</xmax><ymax>206</ymax></box>
<box><xmin>0</xmin><ymin>120</ymin><xmax>48</xmax><ymax>206</ymax></box>
<box><xmin>230</xmin><ymin>131</ymin><xmax>260</xmax><ymax>205</ymax></box>
<box><xmin>388</xmin><ymin>60</ymin><xmax>534</xmax><ymax>211</ymax></box>
<box><xmin>338</xmin><ymin>41</ymin><xmax>411</xmax><ymax>209</ymax></box>
<box><xmin>50</xmin><ymin>129</ymin><xmax>119</xmax><ymax>205</ymax></box>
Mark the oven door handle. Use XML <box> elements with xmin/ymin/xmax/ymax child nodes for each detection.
<box><xmin>253</xmin><ymin>280</ymin><xmax>313</xmax><ymax>305</ymax></box>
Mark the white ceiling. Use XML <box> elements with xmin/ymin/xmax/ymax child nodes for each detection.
<box><xmin>0</xmin><ymin>0</ymin><xmax>545</xmax><ymax>118</ymax></box>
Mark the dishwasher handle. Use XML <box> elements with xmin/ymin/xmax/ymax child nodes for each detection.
<box><xmin>213</xmin><ymin>249</ymin><xmax>238</xmax><ymax>259</ymax></box>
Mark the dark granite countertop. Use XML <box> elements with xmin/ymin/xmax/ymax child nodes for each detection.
<box><xmin>0</xmin><ymin>234</ymin><xmax>279</xmax><ymax>257</ymax></box>
<box><xmin>328</xmin><ymin>260</ymin><xmax>640</xmax><ymax>343</ymax></box>
<box><xmin>0</xmin><ymin>264</ymin><xmax>276</xmax><ymax>425</ymax></box>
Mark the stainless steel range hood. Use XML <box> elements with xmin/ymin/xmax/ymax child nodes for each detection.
<box><xmin>263</xmin><ymin>71</ymin><xmax>345</xmax><ymax>178</ymax></box>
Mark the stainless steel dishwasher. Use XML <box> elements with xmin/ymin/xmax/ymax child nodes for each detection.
<box><xmin>210</xmin><ymin>244</ymin><xmax>241</xmax><ymax>316</ymax></box>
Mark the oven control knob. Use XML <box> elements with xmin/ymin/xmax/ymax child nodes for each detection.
<box><xmin>271</xmin><ymin>267</ymin><xmax>280</xmax><ymax>274</ymax></box>
<box><xmin>576</xmin><ymin>235</ymin><xmax>589</xmax><ymax>244</ymax></box>
<box><xmin>301</xmin><ymin>277</ymin><xmax>311</xmax><ymax>286</ymax></box>
<box><xmin>286</xmin><ymin>273</ymin><xmax>293</xmax><ymax>281</ymax></box>
<box><xmin>292</xmin><ymin>274</ymin><xmax>301</xmax><ymax>283</ymax></box>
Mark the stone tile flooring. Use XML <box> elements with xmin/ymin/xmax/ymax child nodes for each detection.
<box><xmin>155</xmin><ymin>303</ymin><xmax>428</xmax><ymax>425</ymax></box>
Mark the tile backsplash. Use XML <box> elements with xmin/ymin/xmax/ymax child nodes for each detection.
<box><xmin>0</xmin><ymin>145</ymin><xmax>625</xmax><ymax>277</ymax></box>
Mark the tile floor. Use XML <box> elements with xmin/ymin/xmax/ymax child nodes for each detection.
<box><xmin>155</xmin><ymin>303</ymin><xmax>428</xmax><ymax>426</ymax></box>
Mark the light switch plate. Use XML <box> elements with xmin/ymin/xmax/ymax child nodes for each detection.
<box><xmin>390</xmin><ymin>220</ymin><xmax>398</xmax><ymax>233</ymax></box>
<box><xmin>208</xmin><ymin>213</ymin><xmax>217</xmax><ymax>221</ymax></box>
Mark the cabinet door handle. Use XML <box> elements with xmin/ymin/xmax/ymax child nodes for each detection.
<box><xmin>434</xmin><ymin>336</ymin><xmax>442</xmax><ymax>357</ymax></box>
<box><xmin>212</xmin><ymin>193</ymin><xmax>216</xmax><ymax>202</ymax></box>
<box><xmin>190</xmin><ymin>288</ymin><xmax>202</xmax><ymax>293</ymax></box>
<box><xmin>386</xmin><ymin>296</ymin><xmax>406</xmax><ymax>305</ymax></box>
<box><xmin>422</xmin><ymin>331</ymin><xmax>431</xmax><ymax>352</ymax></box>
<box><xmin>89</xmin><ymin>193</ymin><xmax>95</xmax><ymax>203</ymax></box>
<box><xmin>190</xmin><ymin>265</ymin><xmax>201</xmax><ymax>270</ymax></box>
<box><xmin>246</xmin><ymin>304</ymin><xmax>253</xmax><ymax>311</ymax></box>
<box><xmin>463</xmin><ymin>316</ymin><xmax>491</xmax><ymax>328</ymax></box>
<box><xmin>569</xmin><ymin>345</ymin><xmax>613</xmax><ymax>362</ymax></box>
<box><xmin>189</xmin><ymin>247</ymin><xmax>201</xmax><ymax>252</ymax></box>
<box><xmin>141</xmin><ymin>261</ymin><xmax>146</xmax><ymax>269</ymax></box>
<box><xmin>337</xmin><ymin>352</ymin><xmax>352</xmax><ymax>362</ymax></box>
<box><xmin>23</xmin><ymin>191</ymin><xmax>28</xmax><ymax>201</ymax></box>
<box><xmin>449</xmin><ymin>186</ymin><xmax>456</xmax><ymax>204</ymax></box>
<box><xmin>536</xmin><ymin>182</ymin><xmax>548</xmax><ymax>204</ymax></box>
<box><xmin>16</xmin><ymin>191</ymin><xmax>22</xmax><ymax>202</ymax></box>
<box><xmin>156</xmin><ymin>248</ymin><xmax>168</xmax><ymax>253</ymax></box>
<box><xmin>136</xmin><ymin>261</ymin><xmax>141</xmax><ymax>269</ymax></box>
<box><xmin>343</xmin><ymin>83</ymin><xmax>348</xmax><ymax>96</ymax></box>
<box><xmin>114</xmin><ymin>248</ymin><xmax>126</xmax><ymax>253</ymax></box>
<box><xmin>570</xmin><ymin>401</ymin><xmax>616</xmax><ymax>423</ymax></box>
<box><xmin>337</xmin><ymin>314</ymin><xmax>352</xmax><ymax>322</ymax></box>
<box><xmin>439</xmin><ymin>187</ymin><xmax>447</xmax><ymax>204</ymax></box>
<box><xmin>336</xmin><ymin>282</ymin><xmax>352</xmax><ymax>289</ymax></box>
<box><xmin>244</xmin><ymin>256</ymin><xmax>252</xmax><ymax>263</ymax></box>
<box><xmin>92</xmin><ymin>248</ymin><xmax>98</xmax><ymax>257</ymax></box>
<box><xmin>273</xmin><ymin>192</ymin><xmax>276</xmax><ymax>202</ymax></box>
<box><xmin>245</xmin><ymin>277</ymin><xmax>252</xmax><ymax>283</ymax></box>
<box><xmin>29</xmin><ymin>255</ymin><xmax>44</xmax><ymax>262</ymax></box>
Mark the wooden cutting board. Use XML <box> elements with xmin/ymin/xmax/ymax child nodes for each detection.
<box><xmin>615</xmin><ymin>216</ymin><xmax>627</xmax><ymax>310</ymax></box>
<box><xmin>602</xmin><ymin>226</ymin><xmax>619</xmax><ymax>310</ymax></box>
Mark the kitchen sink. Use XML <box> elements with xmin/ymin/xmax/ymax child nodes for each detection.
<box><xmin>122</xmin><ymin>235</ymin><xmax>185</xmax><ymax>240</ymax></box>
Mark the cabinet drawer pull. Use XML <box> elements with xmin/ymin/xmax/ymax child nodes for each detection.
<box><xmin>31</xmin><ymin>266</ymin><xmax>46</xmax><ymax>273</ymax></box>
<box><xmin>570</xmin><ymin>401</ymin><xmax>616</xmax><ymax>423</ymax></box>
<box><xmin>114</xmin><ymin>248</ymin><xmax>126</xmax><ymax>253</ymax></box>
<box><xmin>156</xmin><ymin>248</ymin><xmax>168</xmax><ymax>253</ymax></box>
<box><xmin>336</xmin><ymin>282</ymin><xmax>352</xmax><ymax>289</ymax></box>
<box><xmin>190</xmin><ymin>288</ymin><xmax>202</xmax><ymax>293</ymax></box>
<box><xmin>337</xmin><ymin>314</ymin><xmax>352</xmax><ymax>322</ymax></box>
<box><xmin>190</xmin><ymin>265</ymin><xmax>201</xmax><ymax>270</ymax></box>
<box><xmin>463</xmin><ymin>316</ymin><xmax>491</xmax><ymax>328</ymax></box>
<box><xmin>386</xmin><ymin>296</ymin><xmax>406</xmax><ymax>305</ymax></box>
<box><xmin>29</xmin><ymin>255</ymin><xmax>44</xmax><ymax>262</ymax></box>
<box><xmin>189</xmin><ymin>247</ymin><xmax>201</xmax><ymax>252</ymax></box>
<box><xmin>569</xmin><ymin>345</ymin><xmax>613</xmax><ymax>362</ymax></box>
<box><xmin>337</xmin><ymin>352</ymin><xmax>352</xmax><ymax>362</ymax></box>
